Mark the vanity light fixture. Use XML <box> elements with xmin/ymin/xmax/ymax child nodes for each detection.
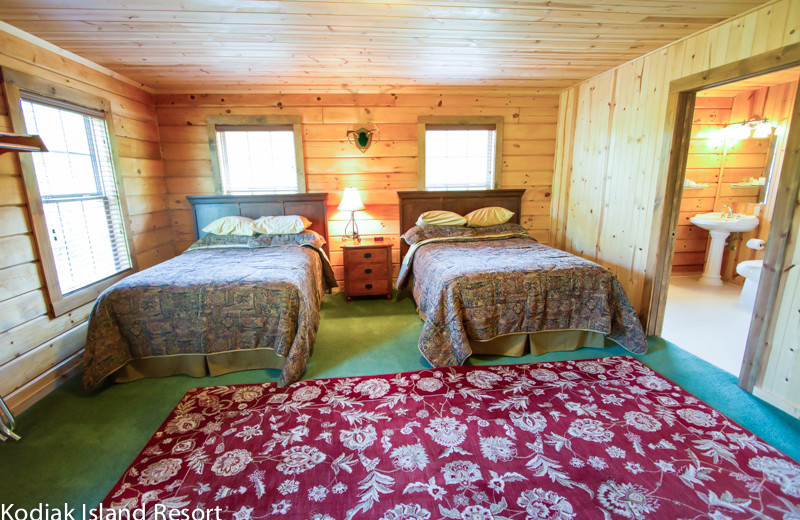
<box><xmin>722</xmin><ymin>117</ymin><xmax>774</xmax><ymax>140</ymax></box>
<box><xmin>752</xmin><ymin>120</ymin><xmax>774</xmax><ymax>138</ymax></box>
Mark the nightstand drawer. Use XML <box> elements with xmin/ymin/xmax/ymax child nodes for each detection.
<box><xmin>346</xmin><ymin>262</ymin><xmax>389</xmax><ymax>280</ymax></box>
<box><xmin>342</xmin><ymin>242</ymin><xmax>393</xmax><ymax>301</ymax></box>
<box><xmin>346</xmin><ymin>279</ymin><xmax>392</xmax><ymax>297</ymax></box>
<box><xmin>343</xmin><ymin>247</ymin><xmax>388</xmax><ymax>264</ymax></box>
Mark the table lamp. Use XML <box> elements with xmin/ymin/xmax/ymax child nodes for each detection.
<box><xmin>338</xmin><ymin>187</ymin><xmax>365</xmax><ymax>243</ymax></box>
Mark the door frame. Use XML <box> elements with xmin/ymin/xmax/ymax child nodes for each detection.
<box><xmin>643</xmin><ymin>42</ymin><xmax>800</xmax><ymax>391</ymax></box>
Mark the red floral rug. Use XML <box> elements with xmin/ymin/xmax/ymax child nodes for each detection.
<box><xmin>101</xmin><ymin>356</ymin><xmax>800</xmax><ymax>519</ymax></box>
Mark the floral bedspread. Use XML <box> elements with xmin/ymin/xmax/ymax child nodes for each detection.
<box><xmin>397</xmin><ymin>236</ymin><xmax>647</xmax><ymax>366</ymax></box>
<box><xmin>83</xmin><ymin>244</ymin><xmax>336</xmax><ymax>391</ymax></box>
<box><xmin>100</xmin><ymin>356</ymin><xmax>800</xmax><ymax>519</ymax></box>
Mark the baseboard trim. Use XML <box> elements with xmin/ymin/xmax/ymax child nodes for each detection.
<box><xmin>5</xmin><ymin>349</ymin><xmax>84</xmax><ymax>416</ymax></box>
<box><xmin>753</xmin><ymin>386</ymin><xmax>800</xmax><ymax>419</ymax></box>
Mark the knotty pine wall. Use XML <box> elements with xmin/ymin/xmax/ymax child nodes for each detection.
<box><xmin>674</xmin><ymin>96</ymin><xmax>736</xmax><ymax>274</ymax></box>
<box><xmin>675</xmin><ymin>96</ymin><xmax>769</xmax><ymax>275</ymax></box>
<box><xmin>674</xmin><ymin>79</ymin><xmax>798</xmax><ymax>279</ymax></box>
<box><xmin>552</xmin><ymin>0</ymin><xmax>800</xmax><ymax>413</ymax></box>
<box><xmin>552</xmin><ymin>0</ymin><xmax>800</xmax><ymax>313</ymax></box>
<box><xmin>723</xmin><ymin>80</ymin><xmax>797</xmax><ymax>283</ymax></box>
<box><xmin>0</xmin><ymin>28</ymin><xmax>172</xmax><ymax>412</ymax></box>
<box><xmin>155</xmin><ymin>93</ymin><xmax>559</xmax><ymax>285</ymax></box>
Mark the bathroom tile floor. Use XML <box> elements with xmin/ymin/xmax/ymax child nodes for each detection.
<box><xmin>661</xmin><ymin>274</ymin><xmax>755</xmax><ymax>376</ymax></box>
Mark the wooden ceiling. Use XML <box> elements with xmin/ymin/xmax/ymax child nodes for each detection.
<box><xmin>0</xmin><ymin>0</ymin><xmax>773</xmax><ymax>92</ymax></box>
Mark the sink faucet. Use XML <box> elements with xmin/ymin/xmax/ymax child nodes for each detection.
<box><xmin>721</xmin><ymin>205</ymin><xmax>733</xmax><ymax>219</ymax></box>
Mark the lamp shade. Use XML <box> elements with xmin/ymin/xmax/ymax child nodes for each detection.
<box><xmin>338</xmin><ymin>187</ymin><xmax>365</xmax><ymax>211</ymax></box>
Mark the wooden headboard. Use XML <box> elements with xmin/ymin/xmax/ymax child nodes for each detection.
<box><xmin>397</xmin><ymin>189</ymin><xmax>525</xmax><ymax>259</ymax></box>
<box><xmin>186</xmin><ymin>193</ymin><xmax>330</xmax><ymax>255</ymax></box>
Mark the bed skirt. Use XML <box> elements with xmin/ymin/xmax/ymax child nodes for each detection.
<box><xmin>417</xmin><ymin>307</ymin><xmax>607</xmax><ymax>358</ymax></box>
<box><xmin>470</xmin><ymin>329</ymin><xmax>607</xmax><ymax>357</ymax></box>
<box><xmin>111</xmin><ymin>348</ymin><xmax>286</xmax><ymax>384</ymax></box>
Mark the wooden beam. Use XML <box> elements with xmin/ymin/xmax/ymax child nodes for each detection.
<box><xmin>643</xmin><ymin>91</ymin><xmax>696</xmax><ymax>334</ymax></box>
<box><xmin>740</xmin><ymin>76</ymin><xmax>800</xmax><ymax>391</ymax></box>
<box><xmin>670</xmin><ymin>42</ymin><xmax>800</xmax><ymax>93</ymax></box>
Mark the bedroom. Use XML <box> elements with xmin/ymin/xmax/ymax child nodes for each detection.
<box><xmin>1</xmin><ymin>0</ymin><xmax>799</xmax><ymax>516</ymax></box>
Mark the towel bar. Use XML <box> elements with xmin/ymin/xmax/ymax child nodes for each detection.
<box><xmin>0</xmin><ymin>396</ymin><xmax>20</xmax><ymax>441</ymax></box>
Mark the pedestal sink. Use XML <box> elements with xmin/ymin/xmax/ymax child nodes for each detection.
<box><xmin>690</xmin><ymin>212</ymin><xmax>759</xmax><ymax>285</ymax></box>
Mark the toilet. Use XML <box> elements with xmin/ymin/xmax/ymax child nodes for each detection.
<box><xmin>736</xmin><ymin>238</ymin><xmax>766</xmax><ymax>309</ymax></box>
<box><xmin>736</xmin><ymin>260</ymin><xmax>762</xmax><ymax>308</ymax></box>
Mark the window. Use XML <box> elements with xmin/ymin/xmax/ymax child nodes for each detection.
<box><xmin>418</xmin><ymin>116</ymin><xmax>503</xmax><ymax>190</ymax></box>
<box><xmin>208</xmin><ymin>116</ymin><xmax>305</xmax><ymax>194</ymax></box>
<box><xmin>21</xmin><ymin>95</ymin><xmax>131</xmax><ymax>295</ymax></box>
<box><xmin>4</xmin><ymin>68</ymin><xmax>135</xmax><ymax>316</ymax></box>
<box><xmin>215</xmin><ymin>127</ymin><xmax>297</xmax><ymax>193</ymax></box>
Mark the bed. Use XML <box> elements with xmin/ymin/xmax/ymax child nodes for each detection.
<box><xmin>396</xmin><ymin>190</ymin><xmax>647</xmax><ymax>367</ymax></box>
<box><xmin>82</xmin><ymin>193</ymin><xmax>336</xmax><ymax>391</ymax></box>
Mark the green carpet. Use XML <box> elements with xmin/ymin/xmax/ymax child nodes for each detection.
<box><xmin>2</xmin><ymin>292</ymin><xmax>798</xmax><ymax>509</ymax></box>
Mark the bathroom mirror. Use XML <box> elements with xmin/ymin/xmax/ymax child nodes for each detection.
<box><xmin>726</xmin><ymin>121</ymin><xmax>780</xmax><ymax>206</ymax></box>
<box><xmin>758</xmin><ymin>134</ymin><xmax>780</xmax><ymax>204</ymax></box>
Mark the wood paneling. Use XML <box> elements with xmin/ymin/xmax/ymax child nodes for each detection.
<box><xmin>677</xmin><ymin>96</ymin><xmax>760</xmax><ymax>274</ymax></box>
<box><xmin>0</xmin><ymin>0</ymin><xmax>791</xmax><ymax>414</ymax></box>
<box><xmin>0</xmin><ymin>2</ymin><xmax>768</xmax><ymax>92</ymax></box>
<box><xmin>156</xmin><ymin>91</ymin><xmax>558</xmax><ymax>285</ymax></box>
<box><xmin>671</xmin><ymin>77</ymin><xmax>798</xmax><ymax>278</ymax></box>
<box><xmin>724</xmin><ymin>79</ymin><xmax>798</xmax><ymax>281</ymax></box>
<box><xmin>755</xmin><ymin>183</ymin><xmax>800</xmax><ymax>418</ymax></box>
<box><xmin>553</xmin><ymin>0</ymin><xmax>800</xmax><ymax>413</ymax></box>
<box><xmin>0</xmin><ymin>27</ymin><xmax>170</xmax><ymax>410</ymax></box>
<box><xmin>696</xmin><ymin>66</ymin><xmax>800</xmax><ymax>97</ymax></box>
<box><xmin>553</xmin><ymin>0</ymin><xmax>799</xmax><ymax>313</ymax></box>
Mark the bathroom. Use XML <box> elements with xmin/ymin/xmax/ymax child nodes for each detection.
<box><xmin>661</xmin><ymin>66</ymin><xmax>800</xmax><ymax>376</ymax></box>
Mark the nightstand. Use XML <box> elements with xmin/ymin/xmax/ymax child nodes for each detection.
<box><xmin>342</xmin><ymin>242</ymin><xmax>393</xmax><ymax>301</ymax></box>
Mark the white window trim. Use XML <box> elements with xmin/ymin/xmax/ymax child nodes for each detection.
<box><xmin>2</xmin><ymin>67</ymin><xmax>136</xmax><ymax>316</ymax></box>
<box><xmin>207</xmin><ymin>115</ymin><xmax>306</xmax><ymax>194</ymax></box>
<box><xmin>418</xmin><ymin>115</ymin><xmax>504</xmax><ymax>190</ymax></box>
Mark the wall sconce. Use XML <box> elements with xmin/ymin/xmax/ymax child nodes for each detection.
<box><xmin>338</xmin><ymin>187</ymin><xmax>365</xmax><ymax>243</ymax></box>
<box><xmin>346</xmin><ymin>126</ymin><xmax>381</xmax><ymax>153</ymax></box>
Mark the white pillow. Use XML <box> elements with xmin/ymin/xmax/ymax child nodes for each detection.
<box><xmin>202</xmin><ymin>216</ymin><xmax>255</xmax><ymax>236</ymax></box>
<box><xmin>252</xmin><ymin>215</ymin><xmax>312</xmax><ymax>235</ymax></box>
<box><xmin>464</xmin><ymin>207</ymin><xmax>515</xmax><ymax>227</ymax></box>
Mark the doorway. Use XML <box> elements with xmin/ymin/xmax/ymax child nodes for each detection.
<box><xmin>661</xmin><ymin>68</ymin><xmax>799</xmax><ymax>376</ymax></box>
<box><xmin>644</xmin><ymin>43</ymin><xmax>800</xmax><ymax>395</ymax></box>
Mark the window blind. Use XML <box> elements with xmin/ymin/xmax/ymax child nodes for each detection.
<box><xmin>216</xmin><ymin>128</ymin><xmax>298</xmax><ymax>194</ymax></box>
<box><xmin>425</xmin><ymin>127</ymin><xmax>496</xmax><ymax>190</ymax></box>
<box><xmin>20</xmin><ymin>94</ymin><xmax>131</xmax><ymax>295</ymax></box>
